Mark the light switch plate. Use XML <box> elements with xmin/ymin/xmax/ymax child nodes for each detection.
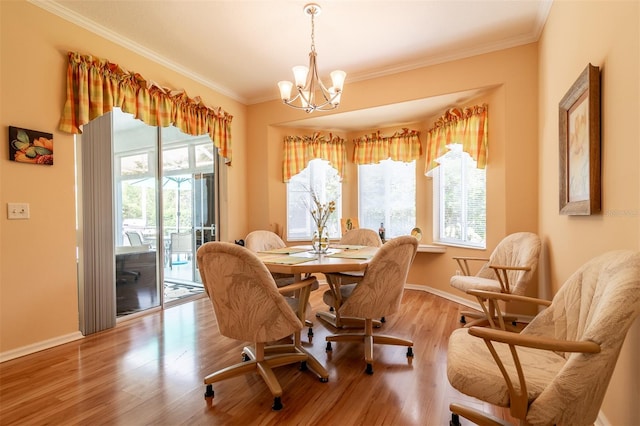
<box><xmin>7</xmin><ymin>203</ymin><xmax>30</xmax><ymax>220</ymax></box>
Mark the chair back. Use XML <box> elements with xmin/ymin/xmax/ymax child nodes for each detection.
<box><xmin>523</xmin><ymin>250</ymin><xmax>640</xmax><ymax>425</ymax></box>
<box><xmin>477</xmin><ymin>232</ymin><xmax>541</xmax><ymax>295</ymax></box>
<box><xmin>245</xmin><ymin>230</ymin><xmax>287</xmax><ymax>252</ymax></box>
<box><xmin>170</xmin><ymin>232</ymin><xmax>192</xmax><ymax>254</ymax></box>
<box><xmin>339</xmin><ymin>236</ymin><xmax>418</xmax><ymax>319</ymax></box>
<box><xmin>340</xmin><ymin>228</ymin><xmax>383</xmax><ymax>247</ymax></box>
<box><xmin>196</xmin><ymin>242</ymin><xmax>302</xmax><ymax>343</ymax></box>
<box><xmin>126</xmin><ymin>231</ymin><xmax>144</xmax><ymax>246</ymax></box>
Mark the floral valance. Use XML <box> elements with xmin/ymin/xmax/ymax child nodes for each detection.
<box><xmin>352</xmin><ymin>128</ymin><xmax>421</xmax><ymax>165</ymax></box>
<box><xmin>283</xmin><ymin>132</ymin><xmax>347</xmax><ymax>182</ymax></box>
<box><xmin>424</xmin><ymin>104</ymin><xmax>487</xmax><ymax>173</ymax></box>
<box><xmin>58</xmin><ymin>52</ymin><xmax>233</xmax><ymax>163</ymax></box>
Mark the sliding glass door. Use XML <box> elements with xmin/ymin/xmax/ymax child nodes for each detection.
<box><xmin>112</xmin><ymin>109</ymin><xmax>216</xmax><ymax>316</ymax></box>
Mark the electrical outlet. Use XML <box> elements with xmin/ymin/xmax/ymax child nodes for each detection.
<box><xmin>7</xmin><ymin>203</ymin><xmax>30</xmax><ymax>220</ymax></box>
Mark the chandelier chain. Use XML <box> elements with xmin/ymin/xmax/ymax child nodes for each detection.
<box><xmin>310</xmin><ymin>8</ymin><xmax>316</xmax><ymax>52</ymax></box>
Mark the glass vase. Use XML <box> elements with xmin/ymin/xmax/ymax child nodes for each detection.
<box><xmin>311</xmin><ymin>226</ymin><xmax>330</xmax><ymax>254</ymax></box>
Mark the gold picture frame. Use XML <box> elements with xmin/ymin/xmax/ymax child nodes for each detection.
<box><xmin>559</xmin><ymin>63</ymin><xmax>601</xmax><ymax>215</ymax></box>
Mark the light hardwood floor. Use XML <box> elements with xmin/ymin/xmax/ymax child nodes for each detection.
<box><xmin>0</xmin><ymin>284</ymin><xmax>516</xmax><ymax>425</ymax></box>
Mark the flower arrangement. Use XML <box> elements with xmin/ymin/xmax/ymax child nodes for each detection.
<box><xmin>307</xmin><ymin>189</ymin><xmax>335</xmax><ymax>253</ymax></box>
<box><xmin>309</xmin><ymin>190</ymin><xmax>336</xmax><ymax>232</ymax></box>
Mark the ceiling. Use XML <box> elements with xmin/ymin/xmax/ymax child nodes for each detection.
<box><xmin>34</xmin><ymin>0</ymin><xmax>552</xmax><ymax>131</ymax></box>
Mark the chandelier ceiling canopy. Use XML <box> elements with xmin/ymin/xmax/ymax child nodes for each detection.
<box><xmin>277</xmin><ymin>3</ymin><xmax>346</xmax><ymax>113</ymax></box>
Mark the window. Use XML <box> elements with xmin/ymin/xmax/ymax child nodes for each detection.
<box><xmin>358</xmin><ymin>159</ymin><xmax>416</xmax><ymax>238</ymax></box>
<box><xmin>433</xmin><ymin>144</ymin><xmax>486</xmax><ymax>248</ymax></box>
<box><xmin>287</xmin><ymin>159</ymin><xmax>342</xmax><ymax>240</ymax></box>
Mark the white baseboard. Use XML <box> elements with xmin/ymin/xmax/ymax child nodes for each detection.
<box><xmin>404</xmin><ymin>283</ymin><xmax>536</xmax><ymax>323</ymax></box>
<box><xmin>405</xmin><ymin>283</ymin><xmax>482</xmax><ymax>311</ymax></box>
<box><xmin>0</xmin><ymin>331</ymin><xmax>84</xmax><ymax>363</ymax></box>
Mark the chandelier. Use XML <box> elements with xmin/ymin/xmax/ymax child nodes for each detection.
<box><xmin>277</xmin><ymin>3</ymin><xmax>346</xmax><ymax>113</ymax></box>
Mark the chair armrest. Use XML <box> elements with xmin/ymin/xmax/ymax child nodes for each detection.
<box><xmin>487</xmin><ymin>264</ymin><xmax>531</xmax><ymax>294</ymax></box>
<box><xmin>452</xmin><ymin>256</ymin><xmax>490</xmax><ymax>262</ymax></box>
<box><xmin>489</xmin><ymin>264</ymin><xmax>531</xmax><ymax>271</ymax></box>
<box><xmin>278</xmin><ymin>276</ymin><xmax>318</xmax><ymax>322</ymax></box>
<box><xmin>467</xmin><ymin>289</ymin><xmax>552</xmax><ymax>330</ymax></box>
<box><xmin>468</xmin><ymin>326</ymin><xmax>601</xmax><ymax>354</ymax></box>
<box><xmin>277</xmin><ymin>276</ymin><xmax>317</xmax><ymax>294</ymax></box>
<box><xmin>452</xmin><ymin>256</ymin><xmax>490</xmax><ymax>276</ymax></box>
<box><xmin>467</xmin><ymin>289</ymin><xmax>552</xmax><ymax>307</ymax></box>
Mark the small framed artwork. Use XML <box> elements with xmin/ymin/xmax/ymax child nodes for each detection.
<box><xmin>8</xmin><ymin>126</ymin><xmax>54</xmax><ymax>165</ymax></box>
<box><xmin>558</xmin><ymin>63</ymin><xmax>600</xmax><ymax>215</ymax></box>
<box><xmin>340</xmin><ymin>217</ymin><xmax>359</xmax><ymax>236</ymax></box>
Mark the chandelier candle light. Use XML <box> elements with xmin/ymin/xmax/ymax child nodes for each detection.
<box><xmin>277</xmin><ymin>3</ymin><xmax>346</xmax><ymax>113</ymax></box>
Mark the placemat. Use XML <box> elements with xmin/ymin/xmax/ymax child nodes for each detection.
<box><xmin>326</xmin><ymin>251</ymin><xmax>373</xmax><ymax>259</ymax></box>
<box><xmin>259</xmin><ymin>247</ymin><xmax>309</xmax><ymax>254</ymax></box>
<box><xmin>262</xmin><ymin>255</ymin><xmax>314</xmax><ymax>265</ymax></box>
<box><xmin>331</xmin><ymin>244</ymin><xmax>366</xmax><ymax>250</ymax></box>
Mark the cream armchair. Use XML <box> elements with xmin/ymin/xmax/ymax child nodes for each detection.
<box><xmin>447</xmin><ymin>250</ymin><xmax>640</xmax><ymax>426</ymax></box>
<box><xmin>196</xmin><ymin>242</ymin><xmax>329</xmax><ymax>411</ymax></box>
<box><xmin>325</xmin><ymin>235</ymin><xmax>418</xmax><ymax>374</ymax></box>
<box><xmin>450</xmin><ymin>232</ymin><xmax>541</xmax><ymax>327</ymax></box>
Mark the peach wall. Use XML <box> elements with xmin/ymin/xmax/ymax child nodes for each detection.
<box><xmin>0</xmin><ymin>1</ymin><xmax>247</xmax><ymax>353</ymax></box>
<box><xmin>2</xmin><ymin>0</ymin><xmax>637</xmax><ymax>423</ymax></box>
<box><xmin>247</xmin><ymin>44</ymin><xmax>539</xmax><ymax>310</ymax></box>
<box><xmin>538</xmin><ymin>1</ymin><xmax>639</xmax><ymax>424</ymax></box>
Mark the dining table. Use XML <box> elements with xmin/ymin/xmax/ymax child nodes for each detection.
<box><xmin>255</xmin><ymin>244</ymin><xmax>378</xmax><ymax>281</ymax></box>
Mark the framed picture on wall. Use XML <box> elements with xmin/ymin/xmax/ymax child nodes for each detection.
<box><xmin>8</xmin><ymin>126</ymin><xmax>54</xmax><ymax>165</ymax></box>
<box><xmin>340</xmin><ymin>217</ymin><xmax>359</xmax><ymax>236</ymax></box>
<box><xmin>558</xmin><ymin>63</ymin><xmax>600</xmax><ymax>215</ymax></box>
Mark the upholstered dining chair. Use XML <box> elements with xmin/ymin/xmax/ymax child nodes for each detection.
<box><xmin>245</xmin><ymin>229</ymin><xmax>318</xmax><ymax>340</ymax></box>
<box><xmin>325</xmin><ymin>235</ymin><xmax>418</xmax><ymax>374</ymax></box>
<box><xmin>447</xmin><ymin>250</ymin><xmax>640</xmax><ymax>426</ymax></box>
<box><xmin>196</xmin><ymin>242</ymin><xmax>329</xmax><ymax>411</ymax></box>
<box><xmin>318</xmin><ymin>228</ymin><xmax>383</xmax><ymax>329</ymax></box>
<box><xmin>450</xmin><ymin>232</ymin><xmax>541</xmax><ymax>327</ymax></box>
<box><xmin>245</xmin><ymin>230</ymin><xmax>296</xmax><ymax>287</ymax></box>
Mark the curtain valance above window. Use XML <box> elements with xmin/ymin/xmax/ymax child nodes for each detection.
<box><xmin>353</xmin><ymin>128</ymin><xmax>421</xmax><ymax>165</ymax></box>
<box><xmin>424</xmin><ymin>104</ymin><xmax>487</xmax><ymax>173</ymax></box>
<box><xmin>58</xmin><ymin>52</ymin><xmax>233</xmax><ymax>163</ymax></box>
<box><xmin>283</xmin><ymin>132</ymin><xmax>346</xmax><ymax>182</ymax></box>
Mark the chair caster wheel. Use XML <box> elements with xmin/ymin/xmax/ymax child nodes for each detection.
<box><xmin>319</xmin><ymin>377</ymin><xmax>329</xmax><ymax>383</ymax></box>
<box><xmin>450</xmin><ymin>413</ymin><xmax>461</xmax><ymax>426</ymax></box>
<box><xmin>272</xmin><ymin>396</ymin><xmax>283</xmax><ymax>411</ymax></box>
<box><xmin>460</xmin><ymin>315</ymin><xmax>466</xmax><ymax>324</ymax></box>
<box><xmin>299</xmin><ymin>361</ymin><xmax>308</xmax><ymax>371</ymax></box>
<box><xmin>326</xmin><ymin>342</ymin><xmax>332</xmax><ymax>352</ymax></box>
<box><xmin>308</xmin><ymin>328</ymin><xmax>314</xmax><ymax>338</ymax></box>
<box><xmin>406</xmin><ymin>347</ymin><xmax>414</xmax><ymax>358</ymax></box>
<box><xmin>380</xmin><ymin>316</ymin><xmax>386</xmax><ymax>323</ymax></box>
<box><xmin>365</xmin><ymin>363</ymin><xmax>374</xmax><ymax>375</ymax></box>
<box><xmin>204</xmin><ymin>384</ymin><xmax>214</xmax><ymax>398</ymax></box>
<box><xmin>241</xmin><ymin>353</ymin><xmax>250</xmax><ymax>362</ymax></box>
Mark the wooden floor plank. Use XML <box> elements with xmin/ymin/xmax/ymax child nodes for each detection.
<box><xmin>0</xmin><ymin>285</ymin><xmax>517</xmax><ymax>425</ymax></box>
